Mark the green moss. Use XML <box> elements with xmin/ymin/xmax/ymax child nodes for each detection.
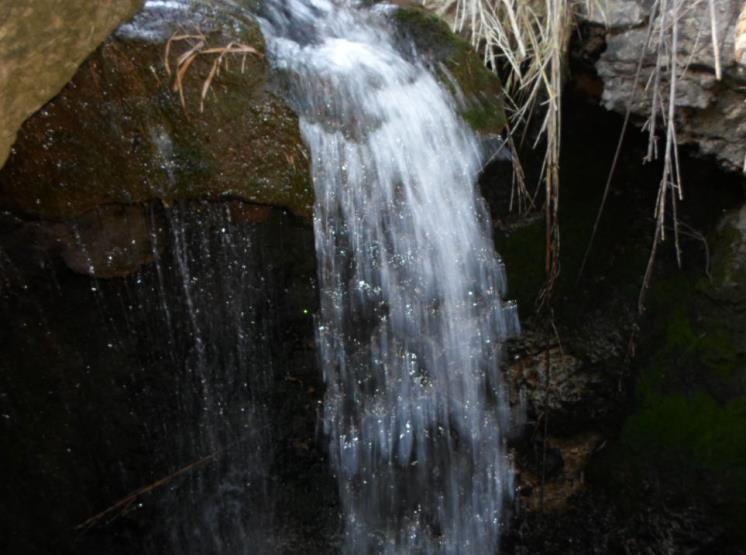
<box><xmin>393</xmin><ymin>7</ymin><xmax>457</xmax><ymax>47</ymax></box>
<box><xmin>649</xmin><ymin>271</ymin><xmax>743</xmax><ymax>380</ymax></box>
<box><xmin>462</xmin><ymin>105</ymin><xmax>507</xmax><ymax>136</ymax></box>
<box><xmin>603</xmin><ymin>262</ymin><xmax>746</xmax><ymax>539</ymax></box>
<box><xmin>620</xmin><ymin>390</ymin><xmax>746</xmax><ymax>534</ymax></box>
<box><xmin>393</xmin><ymin>7</ymin><xmax>507</xmax><ymax>135</ymax></box>
<box><xmin>494</xmin><ymin>218</ymin><xmax>546</xmax><ymax>314</ymax></box>
<box><xmin>665</xmin><ymin>306</ymin><xmax>697</xmax><ymax>350</ymax></box>
<box><xmin>625</xmin><ymin>390</ymin><xmax>746</xmax><ymax>460</ymax></box>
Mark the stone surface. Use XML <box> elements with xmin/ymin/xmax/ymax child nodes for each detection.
<box><xmin>0</xmin><ymin>2</ymin><xmax>503</xmax><ymax>224</ymax></box>
<box><xmin>709</xmin><ymin>204</ymin><xmax>746</xmax><ymax>297</ymax></box>
<box><xmin>0</xmin><ymin>0</ymin><xmax>143</xmax><ymax>168</ymax></box>
<box><xmin>510</xmin><ymin>346</ymin><xmax>598</xmax><ymax>419</ymax></box>
<box><xmin>0</xmin><ymin>1</ymin><xmax>315</xmax><ymax>221</ymax></box>
<box><xmin>514</xmin><ymin>432</ymin><xmax>603</xmax><ymax>512</ymax></box>
<box><xmin>583</xmin><ymin>0</ymin><xmax>746</xmax><ymax>172</ymax></box>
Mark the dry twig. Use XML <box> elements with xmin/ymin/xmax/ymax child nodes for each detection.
<box><xmin>75</xmin><ymin>451</ymin><xmax>219</xmax><ymax>531</ymax></box>
<box><xmin>164</xmin><ymin>31</ymin><xmax>263</xmax><ymax>113</ymax></box>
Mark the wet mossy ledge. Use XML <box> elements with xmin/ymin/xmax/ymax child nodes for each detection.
<box><xmin>0</xmin><ymin>3</ymin><xmax>506</xmax><ymax>225</ymax></box>
<box><xmin>392</xmin><ymin>7</ymin><xmax>507</xmax><ymax>136</ymax></box>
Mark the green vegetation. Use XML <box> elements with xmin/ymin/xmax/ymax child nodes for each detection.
<box><xmin>614</xmin><ymin>256</ymin><xmax>746</xmax><ymax>538</ymax></box>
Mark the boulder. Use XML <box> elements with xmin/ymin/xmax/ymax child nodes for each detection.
<box><xmin>583</xmin><ymin>0</ymin><xmax>746</xmax><ymax>172</ymax></box>
<box><xmin>0</xmin><ymin>1</ymin><xmax>314</xmax><ymax>221</ymax></box>
<box><xmin>0</xmin><ymin>2</ymin><xmax>505</xmax><ymax>226</ymax></box>
<box><xmin>0</xmin><ymin>0</ymin><xmax>143</xmax><ymax>168</ymax></box>
<box><xmin>392</xmin><ymin>6</ymin><xmax>508</xmax><ymax>136</ymax></box>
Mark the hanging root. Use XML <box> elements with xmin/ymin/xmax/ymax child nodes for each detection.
<box><xmin>164</xmin><ymin>31</ymin><xmax>263</xmax><ymax>113</ymax></box>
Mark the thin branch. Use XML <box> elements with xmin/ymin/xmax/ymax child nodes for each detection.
<box><xmin>708</xmin><ymin>0</ymin><xmax>722</xmax><ymax>80</ymax></box>
<box><xmin>75</xmin><ymin>450</ymin><xmax>219</xmax><ymax>532</ymax></box>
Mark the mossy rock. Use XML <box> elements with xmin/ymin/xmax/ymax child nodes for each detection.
<box><xmin>392</xmin><ymin>7</ymin><xmax>507</xmax><ymax>135</ymax></box>
<box><xmin>0</xmin><ymin>5</ymin><xmax>313</xmax><ymax>221</ymax></box>
<box><xmin>602</xmin><ymin>207</ymin><xmax>746</xmax><ymax>541</ymax></box>
<box><xmin>0</xmin><ymin>4</ymin><xmax>508</xmax><ymax>222</ymax></box>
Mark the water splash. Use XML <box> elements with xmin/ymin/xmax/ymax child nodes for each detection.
<box><xmin>260</xmin><ymin>2</ymin><xmax>519</xmax><ymax>553</ymax></box>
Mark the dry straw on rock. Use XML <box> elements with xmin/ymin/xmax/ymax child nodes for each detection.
<box><xmin>164</xmin><ymin>31</ymin><xmax>262</xmax><ymax>113</ymax></box>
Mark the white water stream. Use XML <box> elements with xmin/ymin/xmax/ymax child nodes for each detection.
<box><xmin>260</xmin><ymin>2</ymin><xmax>519</xmax><ymax>553</ymax></box>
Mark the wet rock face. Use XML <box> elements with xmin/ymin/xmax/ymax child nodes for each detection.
<box><xmin>0</xmin><ymin>0</ymin><xmax>143</xmax><ymax>168</ymax></box>
<box><xmin>0</xmin><ymin>2</ymin><xmax>314</xmax><ymax>221</ymax></box>
<box><xmin>583</xmin><ymin>0</ymin><xmax>746</xmax><ymax>172</ymax></box>
<box><xmin>511</xmin><ymin>347</ymin><xmax>597</xmax><ymax>420</ymax></box>
<box><xmin>0</xmin><ymin>2</ymin><xmax>505</xmax><ymax>226</ymax></box>
<box><xmin>710</xmin><ymin>205</ymin><xmax>746</xmax><ymax>300</ymax></box>
<box><xmin>1</xmin><ymin>204</ymin><xmax>160</xmax><ymax>279</ymax></box>
<box><xmin>680</xmin><ymin>204</ymin><xmax>746</xmax><ymax>404</ymax></box>
<box><xmin>505</xmin><ymin>322</ymin><xmax>628</xmax><ymax>513</ymax></box>
<box><xmin>0</xmin><ymin>200</ymin><xmax>332</xmax><ymax>554</ymax></box>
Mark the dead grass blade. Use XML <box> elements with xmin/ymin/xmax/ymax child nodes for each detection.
<box><xmin>163</xmin><ymin>31</ymin><xmax>263</xmax><ymax>113</ymax></box>
<box><xmin>74</xmin><ymin>451</ymin><xmax>218</xmax><ymax>532</ymax></box>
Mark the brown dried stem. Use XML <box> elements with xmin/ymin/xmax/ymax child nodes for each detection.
<box><xmin>164</xmin><ymin>32</ymin><xmax>263</xmax><ymax>113</ymax></box>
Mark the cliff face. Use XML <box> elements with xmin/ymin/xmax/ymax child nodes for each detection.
<box><xmin>584</xmin><ymin>0</ymin><xmax>746</xmax><ymax>172</ymax></box>
<box><xmin>0</xmin><ymin>0</ymin><xmax>144</xmax><ymax>168</ymax></box>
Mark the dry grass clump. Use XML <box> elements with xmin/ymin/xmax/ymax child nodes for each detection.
<box><xmin>586</xmin><ymin>0</ymin><xmax>723</xmax><ymax>311</ymax></box>
<box><xmin>164</xmin><ymin>31</ymin><xmax>262</xmax><ymax>113</ymax></box>
<box><xmin>425</xmin><ymin>0</ymin><xmax>724</xmax><ymax>310</ymax></box>
<box><xmin>423</xmin><ymin>0</ymin><xmax>590</xmax><ymax>303</ymax></box>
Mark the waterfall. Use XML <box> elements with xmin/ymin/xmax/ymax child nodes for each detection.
<box><xmin>259</xmin><ymin>2</ymin><xmax>519</xmax><ymax>553</ymax></box>
<box><xmin>144</xmin><ymin>203</ymin><xmax>276</xmax><ymax>554</ymax></box>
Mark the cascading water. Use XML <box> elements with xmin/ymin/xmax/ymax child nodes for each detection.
<box><xmin>143</xmin><ymin>203</ymin><xmax>277</xmax><ymax>554</ymax></box>
<box><xmin>0</xmin><ymin>201</ymin><xmax>283</xmax><ymax>554</ymax></box>
<box><xmin>259</xmin><ymin>2</ymin><xmax>519</xmax><ymax>553</ymax></box>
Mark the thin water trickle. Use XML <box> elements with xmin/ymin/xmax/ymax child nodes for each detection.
<box><xmin>259</xmin><ymin>2</ymin><xmax>519</xmax><ymax>553</ymax></box>
<box><xmin>137</xmin><ymin>203</ymin><xmax>278</xmax><ymax>554</ymax></box>
<box><xmin>0</xmin><ymin>200</ymin><xmax>283</xmax><ymax>553</ymax></box>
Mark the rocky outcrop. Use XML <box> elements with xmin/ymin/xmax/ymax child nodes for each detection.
<box><xmin>0</xmin><ymin>0</ymin><xmax>143</xmax><ymax>168</ymax></box>
<box><xmin>583</xmin><ymin>0</ymin><xmax>746</xmax><ymax>172</ymax></box>
<box><xmin>0</xmin><ymin>1</ymin><xmax>506</xmax><ymax>279</ymax></box>
<box><xmin>0</xmin><ymin>2</ymin><xmax>505</xmax><ymax>225</ymax></box>
<box><xmin>0</xmin><ymin>2</ymin><xmax>315</xmax><ymax>222</ymax></box>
